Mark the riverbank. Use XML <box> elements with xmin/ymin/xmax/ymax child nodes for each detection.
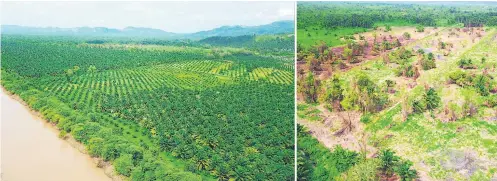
<box><xmin>1</xmin><ymin>87</ymin><xmax>123</xmax><ymax>181</ymax></box>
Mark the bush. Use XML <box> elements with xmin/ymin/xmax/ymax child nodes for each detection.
<box><xmin>421</xmin><ymin>57</ymin><xmax>436</xmax><ymax>70</ymax></box>
<box><xmin>396</xmin><ymin>64</ymin><xmax>415</xmax><ymax>77</ymax></box>
<box><xmin>332</xmin><ymin>146</ymin><xmax>360</xmax><ymax>173</ymax></box>
<box><xmin>57</xmin><ymin>117</ymin><xmax>71</xmax><ymax>132</ymax></box>
<box><xmin>350</xmin><ymin>73</ymin><xmax>389</xmax><ymax>112</ymax></box>
<box><xmin>427</xmin><ymin>52</ymin><xmax>434</xmax><ymax>61</ymax></box>
<box><xmin>385</xmin><ymin>25</ymin><xmax>392</xmax><ymax>32</ymax></box>
<box><xmin>412</xmin><ymin>99</ymin><xmax>426</xmax><ymax>113</ymax></box>
<box><xmin>165</xmin><ymin>172</ymin><xmax>202</xmax><ymax>181</ymax></box>
<box><xmin>473</xmin><ymin>75</ymin><xmax>491</xmax><ymax>96</ymax></box>
<box><xmin>416</xmin><ymin>49</ymin><xmax>425</xmax><ymax>55</ymax></box>
<box><xmin>58</xmin><ymin>130</ymin><xmax>67</xmax><ymax>139</ymax></box>
<box><xmin>115</xmin><ymin>154</ymin><xmax>134</xmax><ymax>177</ymax></box>
<box><xmin>416</xmin><ymin>25</ymin><xmax>425</xmax><ymax>32</ymax></box>
<box><xmin>424</xmin><ymin>88</ymin><xmax>441</xmax><ymax>110</ymax></box>
<box><xmin>379</xmin><ymin>149</ymin><xmax>418</xmax><ymax>180</ymax></box>
<box><xmin>379</xmin><ymin>149</ymin><xmax>400</xmax><ymax>176</ymax></box>
<box><xmin>395</xmin><ymin>161</ymin><xmax>418</xmax><ymax>181</ymax></box>
<box><xmin>448</xmin><ymin>70</ymin><xmax>472</xmax><ymax>87</ymax></box>
<box><xmin>458</xmin><ymin>58</ymin><xmax>476</xmax><ymax>69</ymax></box>
<box><xmin>341</xmin><ymin>159</ymin><xmax>380</xmax><ymax>181</ymax></box>
<box><xmin>485</xmin><ymin>95</ymin><xmax>497</xmax><ymax>107</ymax></box>
<box><xmin>360</xmin><ymin>113</ymin><xmax>373</xmax><ymax>124</ymax></box>
<box><xmin>403</xmin><ymin>32</ymin><xmax>411</xmax><ymax>40</ymax></box>
<box><xmin>398</xmin><ymin>48</ymin><xmax>413</xmax><ymax>60</ymax></box>
<box><xmin>448</xmin><ymin>71</ymin><xmax>493</xmax><ymax>96</ymax></box>
<box><xmin>72</xmin><ymin>122</ymin><xmax>102</xmax><ymax>144</ymax></box>
<box><xmin>298</xmin><ymin>132</ymin><xmax>359</xmax><ymax>181</ymax></box>
<box><xmin>88</xmin><ymin>137</ymin><xmax>105</xmax><ymax>157</ymax></box>
<box><xmin>297</xmin><ymin>150</ymin><xmax>314</xmax><ymax>180</ymax></box>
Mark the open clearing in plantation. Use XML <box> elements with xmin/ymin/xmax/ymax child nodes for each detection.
<box><xmin>1</xmin><ymin>34</ymin><xmax>295</xmax><ymax>180</ymax></box>
<box><xmin>299</xmin><ymin>25</ymin><xmax>497</xmax><ymax>181</ymax></box>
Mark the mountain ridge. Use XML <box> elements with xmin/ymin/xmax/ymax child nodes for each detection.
<box><xmin>1</xmin><ymin>20</ymin><xmax>294</xmax><ymax>39</ymax></box>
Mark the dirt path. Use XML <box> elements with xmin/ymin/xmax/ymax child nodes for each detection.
<box><xmin>298</xmin><ymin>104</ymin><xmax>378</xmax><ymax>157</ymax></box>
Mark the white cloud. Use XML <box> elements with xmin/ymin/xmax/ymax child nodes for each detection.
<box><xmin>1</xmin><ymin>1</ymin><xmax>294</xmax><ymax>33</ymax></box>
<box><xmin>279</xmin><ymin>8</ymin><xmax>294</xmax><ymax>17</ymax></box>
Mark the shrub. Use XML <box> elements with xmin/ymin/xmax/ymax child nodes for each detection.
<box><xmin>438</xmin><ymin>41</ymin><xmax>446</xmax><ymax>49</ymax></box>
<box><xmin>58</xmin><ymin>130</ymin><xmax>67</xmax><ymax>139</ymax></box>
<box><xmin>416</xmin><ymin>25</ymin><xmax>425</xmax><ymax>32</ymax></box>
<box><xmin>421</xmin><ymin>57</ymin><xmax>436</xmax><ymax>70</ymax></box>
<box><xmin>448</xmin><ymin>70</ymin><xmax>472</xmax><ymax>87</ymax></box>
<box><xmin>398</xmin><ymin>48</ymin><xmax>413</xmax><ymax>60</ymax></box>
<box><xmin>379</xmin><ymin>149</ymin><xmax>400</xmax><ymax>176</ymax></box>
<box><xmin>88</xmin><ymin>137</ymin><xmax>105</xmax><ymax>157</ymax></box>
<box><xmin>332</xmin><ymin>145</ymin><xmax>360</xmax><ymax>172</ymax></box>
<box><xmin>386</xmin><ymin>80</ymin><xmax>396</xmax><ymax>88</ymax></box>
<box><xmin>424</xmin><ymin>88</ymin><xmax>441</xmax><ymax>110</ymax></box>
<box><xmin>360</xmin><ymin>113</ymin><xmax>373</xmax><ymax>124</ymax></box>
<box><xmin>458</xmin><ymin>58</ymin><xmax>476</xmax><ymax>69</ymax></box>
<box><xmin>72</xmin><ymin>122</ymin><xmax>103</xmax><ymax>144</ymax></box>
<box><xmin>427</xmin><ymin>52</ymin><xmax>434</xmax><ymax>61</ymax></box>
<box><xmin>297</xmin><ymin>150</ymin><xmax>314</xmax><ymax>180</ymax></box>
<box><xmin>385</xmin><ymin>25</ymin><xmax>392</xmax><ymax>32</ymax></box>
<box><xmin>115</xmin><ymin>154</ymin><xmax>134</xmax><ymax>177</ymax></box>
<box><xmin>412</xmin><ymin>99</ymin><xmax>426</xmax><ymax>113</ymax></box>
<box><xmin>448</xmin><ymin>71</ymin><xmax>493</xmax><ymax>96</ymax></box>
<box><xmin>165</xmin><ymin>172</ymin><xmax>202</xmax><ymax>181</ymax></box>
<box><xmin>485</xmin><ymin>95</ymin><xmax>497</xmax><ymax>107</ymax></box>
<box><xmin>57</xmin><ymin>117</ymin><xmax>71</xmax><ymax>132</ymax></box>
<box><xmin>395</xmin><ymin>161</ymin><xmax>418</xmax><ymax>181</ymax></box>
<box><xmin>396</xmin><ymin>64</ymin><xmax>416</xmax><ymax>77</ymax></box>
<box><xmin>351</xmin><ymin>73</ymin><xmax>390</xmax><ymax>112</ymax></box>
<box><xmin>403</xmin><ymin>32</ymin><xmax>411</xmax><ymax>40</ymax></box>
<box><xmin>416</xmin><ymin>49</ymin><xmax>425</xmax><ymax>55</ymax></box>
<box><xmin>326</xmin><ymin>75</ymin><xmax>344</xmax><ymax>106</ymax></box>
<box><xmin>341</xmin><ymin>159</ymin><xmax>380</xmax><ymax>181</ymax></box>
<box><xmin>473</xmin><ymin>75</ymin><xmax>491</xmax><ymax>96</ymax></box>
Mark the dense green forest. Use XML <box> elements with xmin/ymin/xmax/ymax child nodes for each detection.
<box><xmin>1</xmin><ymin>33</ymin><xmax>294</xmax><ymax>180</ymax></box>
<box><xmin>298</xmin><ymin>2</ymin><xmax>497</xmax><ymax>48</ymax></box>
<box><xmin>199</xmin><ymin>34</ymin><xmax>294</xmax><ymax>54</ymax></box>
<box><xmin>298</xmin><ymin>2</ymin><xmax>497</xmax><ymax>29</ymax></box>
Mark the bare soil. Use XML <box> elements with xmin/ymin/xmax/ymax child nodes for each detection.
<box><xmin>298</xmin><ymin>104</ymin><xmax>378</xmax><ymax>157</ymax></box>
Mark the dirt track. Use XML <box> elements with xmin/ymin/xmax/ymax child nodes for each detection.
<box><xmin>298</xmin><ymin>104</ymin><xmax>377</xmax><ymax>157</ymax></box>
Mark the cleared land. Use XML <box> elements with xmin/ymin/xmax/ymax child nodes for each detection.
<box><xmin>299</xmin><ymin>26</ymin><xmax>497</xmax><ymax>180</ymax></box>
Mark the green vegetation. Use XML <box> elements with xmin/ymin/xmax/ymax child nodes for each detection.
<box><xmin>297</xmin><ymin>2</ymin><xmax>497</xmax><ymax>181</ymax></box>
<box><xmin>199</xmin><ymin>34</ymin><xmax>294</xmax><ymax>54</ymax></box>
<box><xmin>297</xmin><ymin>27</ymin><xmax>367</xmax><ymax>49</ymax></box>
<box><xmin>297</xmin><ymin>1</ymin><xmax>497</xmax><ymax>49</ymax></box>
<box><xmin>1</xmin><ymin>33</ymin><xmax>294</xmax><ymax>180</ymax></box>
<box><xmin>297</xmin><ymin>125</ymin><xmax>359</xmax><ymax>180</ymax></box>
<box><xmin>298</xmin><ymin>126</ymin><xmax>419</xmax><ymax>181</ymax></box>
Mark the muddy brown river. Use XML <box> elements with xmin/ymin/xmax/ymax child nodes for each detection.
<box><xmin>1</xmin><ymin>89</ymin><xmax>111</xmax><ymax>181</ymax></box>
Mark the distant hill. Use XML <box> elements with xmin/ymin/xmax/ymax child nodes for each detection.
<box><xmin>198</xmin><ymin>34</ymin><xmax>294</xmax><ymax>52</ymax></box>
<box><xmin>1</xmin><ymin>20</ymin><xmax>294</xmax><ymax>39</ymax></box>
<box><xmin>0</xmin><ymin>25</ymin><xmax>178</xmax><ymax>38</ymax></box>
<box><xmin>190</xmin><ymin>20</ymin><xmax>294</xmax><ymax>38</ymax></box>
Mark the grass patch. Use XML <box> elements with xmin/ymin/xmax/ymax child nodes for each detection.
<box><xmin>298</xmin><ymin>26</ymin><xmax>368</xmax><ymax>49</ymax></box>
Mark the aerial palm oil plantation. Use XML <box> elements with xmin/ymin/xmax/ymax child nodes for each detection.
<box><xmin>1</xmin><ymin>26</ymin><xmax>295</xmax><ymax>180</ymax></box>
<box><xmin>297</xmin><ymin>2</ymin><xmax>497</xmax><ymax>181</ymax></box>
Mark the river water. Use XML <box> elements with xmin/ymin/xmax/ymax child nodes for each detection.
<box><xmin>0</xmin><ymin>89</ymin><xmax>111</xmax><ymax>181</ymax></box>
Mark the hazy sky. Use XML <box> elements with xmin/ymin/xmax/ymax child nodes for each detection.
<box><xmin>1</xmin><ymin>1</ymin><xmax>294</xmax><ymax>33</ymax></box>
